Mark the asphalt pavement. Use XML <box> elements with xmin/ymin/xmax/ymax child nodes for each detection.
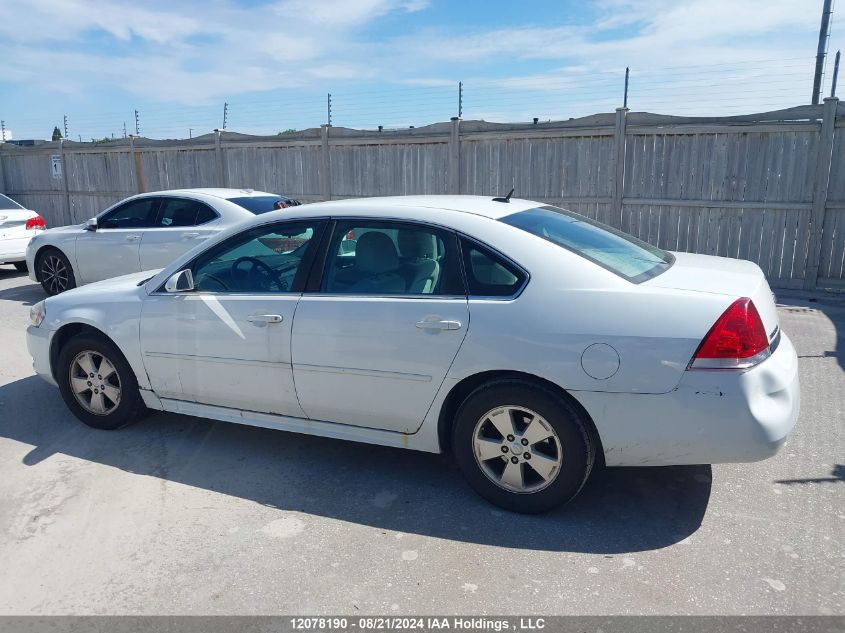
<box><xmin>0</xmin><ymin>267</ymin><xmax>841</xmax><ymax>615</ymax></box>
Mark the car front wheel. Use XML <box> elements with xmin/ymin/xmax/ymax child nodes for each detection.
<box><xmin>57</xmin><ymin>333</ymin><xmax>147</xmax><ymax>430</ymax></box>
<box><xmin>452</xmin><ymin>379</ymin><xmax>596</xmax><ymax>513</ymax></box>
<box><xmin>37</xmin><ymin>248</ymin><xmax>76</xmax><ymax>295</ymax></box>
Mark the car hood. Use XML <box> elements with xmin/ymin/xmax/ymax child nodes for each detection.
<box><xmin>41</xmin><ymin>223</ymin><xmax>86</xmax><ymax>235</ymax></box>
<box><xmin>50</xmin><ymin>269</ymin><xmax>163</xmax><ymax>303</ymax></box>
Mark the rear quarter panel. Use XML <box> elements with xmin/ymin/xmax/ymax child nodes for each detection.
<box><xmin>440</xmin><ymin>217</ymin><xmax>738</xmax><ymax>395</ymax></box>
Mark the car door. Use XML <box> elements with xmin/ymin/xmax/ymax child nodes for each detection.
<box><xmin>138</xmin><ymin>197</ymin><xmax>221</xmax><ymax>270</ymax></box>
<box><xmin>291</xmin><ymin>219</ymin><xmax>469</xmax><ymax>433</ymax></box>
<box><xmin>140</xmin><ymin>219</ymin><xmax>325</xmax><ymax>417</ymax></box>
<box><xmin>75</xmin><ymin>197</ymin><xmax>161</xmax><ymax>284</ymax></box>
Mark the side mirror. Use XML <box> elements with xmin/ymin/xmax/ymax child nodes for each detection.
<box><xmin>84</xmin><ymin>217</ymin><xmax>98</xmax><ymax>231</ymax></box>
<box><xmin>164</xmin><ymin>269</ymin><xmax>194</xmax><ymax>293</ymax></box>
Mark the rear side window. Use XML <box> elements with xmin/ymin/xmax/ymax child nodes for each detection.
<box><xmin>501</xmin><ymin>206</ymin><xmax>673</xmax><ymax>283</ymax></box>
<box><xmin>0</xmin><ymin>193</ymin><xmax>23</xmax><ymax>210</ymax></box>
<box><xmin>155</xmin><ymin>198</ymin><xmax>217</xmax><ymax>227</ymax></box>
<box><xmin>461</xmin><ymin>238</ymin><xmax>526</xmax><ymax>297</ymax></box>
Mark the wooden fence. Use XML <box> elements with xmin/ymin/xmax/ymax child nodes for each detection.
<box><xmin>1</xmin><ymin>100</ymin><xmax>843</xmax><ymax>290</ymax></box>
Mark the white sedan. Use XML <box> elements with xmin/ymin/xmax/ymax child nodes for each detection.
<box><xmin>26</xmin><ymin>195</ymin><xmax>800</xmax><ymax>513</ymax></box>
<box><xmin>0</xmin><ymin>193</ymin><xmax>45</xmax><ymax>271</ymax></box>
<box><xmin>25</xmin><ymin>188</ymin><xmax>297</xmax><ymax>295</ymax></box>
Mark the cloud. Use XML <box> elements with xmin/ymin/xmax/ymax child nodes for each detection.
<box><xmin>0</xmin><ymin>0</ymin><xmax>830</xmax><ymax>135</ymax></box>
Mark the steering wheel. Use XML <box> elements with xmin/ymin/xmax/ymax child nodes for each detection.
<box><xmin>231</xmin><ymin>256</ymin><xmax>287</xmax><ymax>292</ymax></box>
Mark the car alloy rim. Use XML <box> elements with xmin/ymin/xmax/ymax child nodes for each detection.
<box><xmin>472</xmin><ymin>406</ymin><xmax>563</xmax><ymax>494</ymax></box>
<box><xmin>42</xmin><ymin>255</ymin><xmax>69</xmax><ymax>294</ymax></box>
<box><xmin>69</xmin><ymin>350</ymin><xmax>121</xmax><ymax>416</ymax></box>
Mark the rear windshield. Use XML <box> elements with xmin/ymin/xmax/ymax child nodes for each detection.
<box><xmin>0</xmin><ymin>193</ymin><xmax>24</xmax><ymax>210</ymax></box>
<box><xmin>227</xmin><ymin>195</ymin><xmax>286</xmax><ymax>215</ymax></box>
<box><xmin>501</xmin><ymin>206</ymin><xmax>673</xmax><ymax>283</ymax></box>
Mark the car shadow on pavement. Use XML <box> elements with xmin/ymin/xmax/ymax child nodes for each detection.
<box><xmin>0</xmin><ymin>375</ymin><xmax>711</xmax><ymax>554</ymax></box>
<box><xmin>0</xmin><ymin>277</ymin><xmax>43</xmax><ymax>307</ymax></box>
<box><xmin>777</xmin><ymin>291</ymin><xmax>845</xmax><ymax>374</ymax></box>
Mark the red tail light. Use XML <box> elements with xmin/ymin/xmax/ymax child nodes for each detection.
<box><xmin>26</xmin><ymin>215</ymin><xmax>46</xmax><ymax>230</ymax></box>
<box><xmin>689</xmin><ymin>298</ymin><xmax>770</xmax><ymax>370</ymax></box>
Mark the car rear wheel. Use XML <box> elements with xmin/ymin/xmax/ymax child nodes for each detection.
<box><xmin>452</xmin><ymin>379</ymin><xmax>596</xmax><ymax>513</ymax></box>
<box><xmin>13</xmin><ymin>261</ymin><xmax>27</xmax><ymax>272</ymax></box>
<box><xmin>57</xmin><ymin>333</ymin><xmax>147</xmax><ymax>430</ymax></box>
<box><xmin>38</xmin><ymin>248</ymin><xmax>76</xmax><ymax>295</ymax></box>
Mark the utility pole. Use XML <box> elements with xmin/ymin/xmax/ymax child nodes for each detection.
<box><xmin>189</xmin><ymin>128</ymin><xmax>194</xmax><ymax>139</ymax></box>
<box><xmin>134</xmin><ymin>109</ymin><xmax>140</xmax><ymax>135</ymax></box>
<box><xmin>123</xmin><ymin>122</ymin><xmax>127</xmax><ymax>138</ymax></box>
<box><xmin>458</xmin><ymin>81</ymin><xmax>463</xmax><ymax>118</ymax></box>
<box><xmin>222</xmin><ymin>102</ymin><xmax>228</xmax><ymax>129</ymax></box>
<box><xmin>0</xmin><ymin>120</ymin><xmax>5</xmax><ymax>142</ymax></box>
<box><xmin>63</xmin><ymin>115</ymin><xmax>68</xmax><ymax>139</ymax></box>
<box><xmin>813</xmin><ymin>0</ymin><xmax>834</xmax><ymax>104</ymax></box>
<box><xmin>623</xmin><ymin>67</ymin><xmax>630</xmax><ymax>108</ymax></box>
<box><xmin>832</xmin><ymin>50</ymin><xmax>842</xmax><ymax>97</ymax></box>
<box><xmin>327</xmin><ymin>93</ymin><xmax>332</xmax><ymax>125</ymax></box>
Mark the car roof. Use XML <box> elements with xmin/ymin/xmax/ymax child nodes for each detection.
<box><xmin>138</xmin><ymin>188</ymin><xmax>279</xmax><ymax>200</ymax></box>
<box><xmin>250</xmin><ymin>195</ymin><xmax>540</xmax><ymax>222</ymax></box>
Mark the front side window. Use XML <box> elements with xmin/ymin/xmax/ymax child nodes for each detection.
<box><xmin>501</xmin><ymin>206</ymin><xmax>673</xmax><ymax>283</ymax></box>
<box><xmin>461</xmin><ymin>239</ymin><xmax>526</xmax><ymax>297</ymax></box>
<box><xmin>322</xmin><ymin>221</ymin><xmax>463</xmax><ymax>296</ymax></box>
<box><xmin>99</xmin><ymin>198</ymin><xmax>160</xmax><ymax>229</ymax></box>
<box><xmin>191</xmin><ymin>221</ymin><xmax>322</xmax><ymax>293</ymax></box>
<box><xmin>155</xmin><ymin>198</ymin><xmax>217</xmax><ymax>227</ymax></box>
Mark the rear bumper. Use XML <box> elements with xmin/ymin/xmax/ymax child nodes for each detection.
<box><xmin>0</xmin><ymin>235</ymin><xmax>31</xmax><ymax>263</ymax></box>
<box><xmin>26</xmin><ymin>325</ymin><xmax>57</xmax><ymax>387</ymax></box>
<box><xmin>573</xmin><ymin>332</ymin><xmax>800</xmax><ymax>467</ymax></box>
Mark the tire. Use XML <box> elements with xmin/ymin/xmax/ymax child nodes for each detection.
<box><xmin>451</xmin><ymin>379</ymin><xmax>596</xmax><ymax>514</ymax></box>
<box><xmin>37</xmin><ymin>248</ymin><xmax>76</xmax><ymax>295</ymax></box>
<box><xmin>13</xmin><ymin>261</ymin><xmax>27</xmax><ymax>272</ymax></box>
<box><xmin>57</xmin><ymin>333</ymin><xmax>147</xmax><ymax>430</ymax></box>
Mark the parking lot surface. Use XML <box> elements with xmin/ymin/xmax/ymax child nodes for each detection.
<box><xmin>0</xmin><ymin>268</ymin><xmax>841</xmax><ymax>615</ymax></box>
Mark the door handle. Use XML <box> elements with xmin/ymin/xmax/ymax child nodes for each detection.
<box><xmin>181</xmin><ymin>232</ymin><xmax>200</xmax><ymax>239</ymax></box>
<box><xmin>415</xmin><ymin>318</ymin><xmax>462</xmax><ymax>331</ymax></box>
<box><xmin>125</xmin><ymin>234</ymin><xmax>141</xmax><ymax>241</ymax></box>
<box><xmin>247</xmin><ymin>314</ymin><xmax>284</xmax><ymax>324</ymax></box>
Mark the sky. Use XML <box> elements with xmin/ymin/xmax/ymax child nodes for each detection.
<box><xmin>0</xmin><ymin>0</ymin><xmax>841</xmax><ymax>140</ymax></box>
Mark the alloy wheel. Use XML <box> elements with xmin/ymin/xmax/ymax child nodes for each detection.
<box><xmin>472</xmin><ymin>406</ymin><xmax>563</xmax><ymax>493</ymax></box>
<box><xmin>41</xmin><ymin>255</ymin><xmax>69</xmax><ymax>294</ymax></box>
<box><xmin>69</xmin><ymin>350</ymin><xmax>121</xmax><ymax>416</ymax></box>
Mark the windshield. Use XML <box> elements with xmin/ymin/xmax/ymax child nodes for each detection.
<box><xmin>227</xmin><ymin>195</ymin><xmax>286</xmax><ymax>215</ymax></box>
<box><xmin>0</xmin><ymin>193</ymin><xmax>24</xmax><ymax>210</ymax></box>
<box><xmin>501</xmin><ymin>205</ymin><xmax>673</xmax><ymax>283</ymax></box>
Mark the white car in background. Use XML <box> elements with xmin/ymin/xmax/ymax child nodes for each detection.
<box><xmin>0</xmin><ymin>193</ymin><xmax>46</xmax><ymax>271</ymax></box>
<box><xmin>25</xmin><ymin>189</ymin><xmax>299</xmax><ymax>295</ymax></box>
<box><xmin>26</xmin><ymin>195</ymin><xmax>800</xmax><ymax>513</ymax></box>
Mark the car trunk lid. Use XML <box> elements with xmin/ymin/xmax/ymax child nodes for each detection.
<box><xmin>0</xmin><ymin>210</ymin><xmax>34</xmax><ymax>238</ymax></box>
<box><xmin>644</xmin><ymin>252</ymin><xmax>779</xmax><ymax>341</ymax></box>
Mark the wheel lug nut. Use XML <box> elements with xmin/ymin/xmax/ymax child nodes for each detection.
<box><xmin>524</xmin><ymin>452</ymin><xmax>531</xmax><ymax>460</ymax></box>
<box><xmin>521</xmin><ymin>438</ymin><xmax>529</xmax><ymax>446</ymax></box>
<box><xmin>87</xmin><ymin>381</ymin><xmax>92</xmax><ymax>387</ymax></box>
<box><xmin>510</xmin><ymin>456</ymin><xmax>518</xmax><ymax>464</ymax></box>
<box><xmin>97</xmin><ymin>375</ymin><xmax>102</xmax><ymax>380</ymax></box>
<box><xmin>89</xmin><ymin>373</ymin><xmax>94</xmax><ymax>378</ymax></box>
<box><xmin>506</xmin><ymin>434</ymin><xmax>515</xmax><ymax>442</ymax></box>
<box><xmin>501</xmin><ymin>446</ymin><xmax>509</xmax><ymax>453</ymax></box>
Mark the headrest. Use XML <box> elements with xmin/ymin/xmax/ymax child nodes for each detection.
<box><xmin>398</xmin><ymin>229</ymin><xmax>434</xmax><ymax>258</ymax></box>
<box><xmin>355</xmin><ymin>231</ymin><xmax>399</xmax><ymax>274</ymax></box>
